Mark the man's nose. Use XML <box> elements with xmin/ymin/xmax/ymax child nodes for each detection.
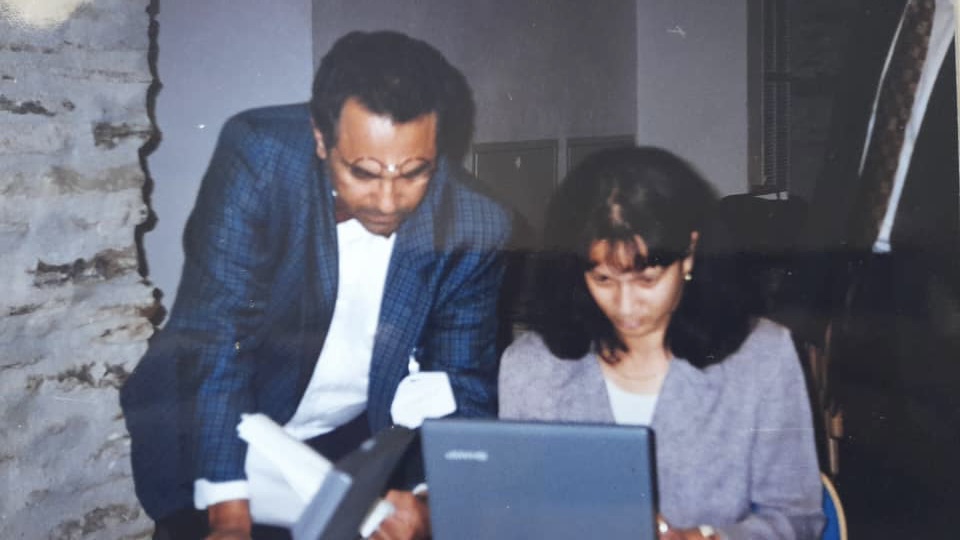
<box><xmin>374</xmin><ymin>179</ymin><xmax>398</xmax><ymax>214</ymax></box>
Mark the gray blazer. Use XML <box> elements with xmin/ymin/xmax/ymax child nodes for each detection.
<box><xmin>499</xmin><ymin>318</ymin><xmax>825</xmax><ymax>539</ymax></box>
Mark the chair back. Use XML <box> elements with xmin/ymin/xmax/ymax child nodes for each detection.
<box><xmin>820</xmin><ymin>473</ymin><xmax>847</xmax><ymax>540</ymax></box>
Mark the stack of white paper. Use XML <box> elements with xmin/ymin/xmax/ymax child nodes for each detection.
<box><xmin>237</xmin><ymin>413</ymin><xmax>333</xmax><ymax>525</ymax></box>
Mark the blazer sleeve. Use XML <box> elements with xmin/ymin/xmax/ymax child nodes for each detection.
<box><xmin>420</xmin><ymin>195</ymin><xmax>511</xmax><ymax>419</ymax></box>
<box><xmin>168</xmin><ymin>113</ymin><xmax>278</xmax><ymax>484</ymax></box>
<box><xmin>717</xmin><ymin>329</ymin><xmax>826</xmax><ymax>539</ymax></box>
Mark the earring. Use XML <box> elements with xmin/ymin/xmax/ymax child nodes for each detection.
<box><xmin>684</xmin><ymin>272</ymin><xmax>693</xmax><ymax>282</ymax></box>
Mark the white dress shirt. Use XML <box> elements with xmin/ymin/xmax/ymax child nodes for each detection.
<box><xmin>194</xmin><ymin>218</ymin><xmax>395</xmax><ymax>510</ymax></box>
<box><xmin>865</xmin><ymin>0</ymin><xmax>956</xmax><ymax>253</ymax></box>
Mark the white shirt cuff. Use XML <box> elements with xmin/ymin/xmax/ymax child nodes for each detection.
<box><xmin>194</xmin><ymin>479</ymin><xmax>250</xmax><ymax>510</ymax></box>
<box><xmin>872</xmin><ymin>237</ymin><xmax>892</xmax><ymax>254</ymax></box>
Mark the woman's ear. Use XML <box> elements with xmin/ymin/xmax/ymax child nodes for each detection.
<box><xmin>682</xmin><ymin>231</ymin><xmax>699</xmax><ymax>276</ymax></box>
<box><xmin>311</xmin><ymin>121</ymin><xmax>328</xmax><ymax>160</ymax></box>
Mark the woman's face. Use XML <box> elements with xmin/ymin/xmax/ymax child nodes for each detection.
<box><xmin>584</xmin><ymin>234</ymin><xmax>695</xmax><ymax>345</ymax></box>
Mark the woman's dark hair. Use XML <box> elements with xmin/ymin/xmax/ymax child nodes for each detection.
<box><xmin>527</xmin><ymin>146</ymin><xmax>751</xmax><ymax>368</ymax></box>
<box><xmin>310</xmin><ymin>30</ymin><xmax>475</xmax><ymax>162</ymax></box>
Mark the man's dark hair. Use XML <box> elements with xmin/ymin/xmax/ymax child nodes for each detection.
<box><xmin>310</xmin><ymin>30</ymin><xmax>475</xmax><ymax>161</ymax></box>
<box><xmin>526</xmin><ymin>146</ymin><xmax>752</xmax><ymax>368</ymax></box>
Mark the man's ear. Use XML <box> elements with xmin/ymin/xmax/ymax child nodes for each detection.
<box><xmin>311</xmin><ymin>124</ymin><xmax>328</xmax><ymax>160</ymax></box>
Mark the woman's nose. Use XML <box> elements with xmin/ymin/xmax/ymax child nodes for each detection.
<box><xmin>617</xmin><ymin>284</ymin><xmax>638</xmax><ymax>315</ymax></box>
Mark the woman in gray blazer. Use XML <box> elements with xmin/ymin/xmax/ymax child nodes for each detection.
<box><xmin>499</xmin><ymin>147</ymin><xmax>824</xmax><ymax>539</ymax></box>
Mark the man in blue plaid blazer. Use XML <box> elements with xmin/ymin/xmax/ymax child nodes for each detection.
<box><xmin>120</xmin><ymin>31</ymin><xmax>511</xmax><ymax>539</ymax></box>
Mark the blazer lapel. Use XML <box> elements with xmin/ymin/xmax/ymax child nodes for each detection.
<box><xmin>366</xmin><ymin>162</ymin><xmax>449</xmax><ymax>430</ymax></box>
<box><xmin>651</xmin><ymin>360</ymin><xmax>720</xmax><ymax>466</ymax></box>
<box><xmin>290</xmin><ymin>162</ymin><xmax>340</xmax><ymax>401</ymax></box>
<box><xmin>560</xmin><ymin>354</ymin><xmax>616</xmax><ymax>423</ymax></box>
<box><xmin>313</xmin><ymin>162</ymin><xmax>339</xmax><ymax>327</ymax></box>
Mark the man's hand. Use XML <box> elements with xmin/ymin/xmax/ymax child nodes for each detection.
<box><xmin>371</xmin><ymin>489</ymin><xmax>431</xmax><ymax>540</ymax></box>
<box><xmin>205</xmin><ymin>499</ymin><xmax>253</xmax><ymax>540</ymax></box>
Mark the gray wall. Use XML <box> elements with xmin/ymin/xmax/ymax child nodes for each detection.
<box><xmin>145</xmin><ymin>0</ymin><xmax>313</xmax><ymax>309</ymax></box>
<box><xmin>145</xmin><ymin>0</ymin><xmax>754</xmax><ymax>313</ymax></box>
<box><xmin>636</xmin><ymin>0</ymin><xmax>749</xmax><ymax>196</ymax></box>
<box><xmin>312</xmin><ymin>0</ymin><xmax>638</xmax><ymax>169</ymax></box>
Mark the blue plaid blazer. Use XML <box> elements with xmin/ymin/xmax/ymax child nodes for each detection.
<box><xmin>120</xmin><ymin>103</ymin><xmax>511</xmax><ymax>519</ymax></box>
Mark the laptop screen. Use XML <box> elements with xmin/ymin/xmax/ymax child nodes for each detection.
<box><xmin>422</xmin><ymin>419</ymin><xmax>659</xmax><ymax>540</ymax></box>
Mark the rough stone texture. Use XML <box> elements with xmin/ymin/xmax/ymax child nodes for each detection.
<box><xmin>0</xmin><ymin>0</ymin><xmax>157</xmax><ymax>538</ymax></box>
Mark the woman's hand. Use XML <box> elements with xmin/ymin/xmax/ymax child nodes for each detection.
<box><xmin>657</xmin><ymin>514</ymin><xmax>715</xmax><ymax>540</ymax></box>
<box><xmin>659</xmin><ymin>527</ymin><xmax>709</xmax><ymax>540</ymax></box>
<box><xmin>369</xmin><ymin>489</ymin><xmax>431</xmax><ymax>540</ymax></box>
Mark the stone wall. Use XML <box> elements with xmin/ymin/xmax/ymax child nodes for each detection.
<box><xmin>0</xmin><ymin>0</ymin><xmax>157</xmax><ymax>538</ymax></box>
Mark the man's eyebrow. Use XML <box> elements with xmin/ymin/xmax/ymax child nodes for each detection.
<box><xmin>402</xmin><ymin>161</ymin><xmax>434</xmax><ymax>177</ymax></box>
<box><xmin>349</xmin><ymin>163</ymin><xmax>380</xmax><ymax>176</ymax></box>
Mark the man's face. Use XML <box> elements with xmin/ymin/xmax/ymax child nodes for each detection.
<box><xmin>314</xmin><ymin>97</ymin><xmax>438</xmax><ymax>237</ymax></box>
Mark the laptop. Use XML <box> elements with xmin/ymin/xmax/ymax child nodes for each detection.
<box><xmin>291</xmin><ymin>425</ymin><xmax>417</xmax><ymax>540</ymax></box>
<box><xmin>422</xmin><ymin>418</ymin><xmax>659</xmax><ymax>540</ymax></box>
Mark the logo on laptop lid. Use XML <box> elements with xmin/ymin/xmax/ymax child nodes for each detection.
<box><xmin>443</xmin><ymin>449</ymin><xmax>489</xmax><ymax>462</ymax></box>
